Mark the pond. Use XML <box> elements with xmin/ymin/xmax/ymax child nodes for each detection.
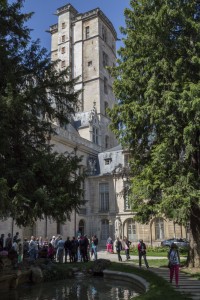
<box><xmin>2</xmin><ymin>273</ymin><xmax>141</xmax><ymax>300</ymax></box>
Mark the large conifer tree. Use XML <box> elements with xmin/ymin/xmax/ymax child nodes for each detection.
<box><xmin>109</xmin><ymin>0</ymin><xmax>200</xmax><ymax>266</ymax></box>
<box><xmin>0</xmin><ymin>0</ymin><xmax>84</xmax><ymax>226</ymax></box>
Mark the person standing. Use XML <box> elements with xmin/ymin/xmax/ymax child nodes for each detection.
<box><xmin>64</xmin><ymin>237</ymin><xmax>71</xmax><ymax>263</ymax></box>
<box><xmin>0</xmin><ymin>234</ymin><xmax>5</xmax><ymax>248</ymax></box>
<box><xmin>115</xmin><ymin>237</ymin><xmax>122</xmax><ymax>261</ymax></box>
<box><xmin>57</xmin><ymin>237</ymin><xmax>65</xmax><ymax>263</ymax></box>
<box><xmin>124</xmin><ymin>237</ymin><xmax>131</xmax><ymax>260</ymax></box>
<box><xmin>29</xmin><ymin>236</ymin><xmax>38</xmax><ymax>260</ymax></box>
<box><xmin>138</xmin><ymin>239</ymin><xmax>149</xmax><ymax>268</ymax></box>
<box><xmin>106</xmin><ymin>236</ymin><xmax>113</xmax><ymax>253</ymax></box>
<box><xmin>92</xmin><ymin>235</ymin><xmax>98</xmax><ymax>260</ymax></box>
<box><xmin>5</xmin><ymin>233</ymin><xmax>12</xmax><ymax>251</ymax></box>
<box><xmin>168</xmin><ymin>243</ymin><xmax>180</xmax><ymax>287</ymax></box>
<box><xmin>13</xmin><ymin>232</ymin><xmax>19</xmax><ymax>243</ymax></box>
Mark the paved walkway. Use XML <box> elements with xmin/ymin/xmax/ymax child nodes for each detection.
<box><xmin>97</xmin><ymin>250</ymin><xmax>200</xmax><ymax>300</ymax></box>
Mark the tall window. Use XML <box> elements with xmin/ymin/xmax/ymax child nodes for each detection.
<box><xmin>104</xmin><ymin>77</ymin><xmax>108</xmax><ymax>94</ymax></box>
<box><xmin>124</xmin><ymin>181</ymin><xmax>131</xmax><ymax>210</ymax></box>
<box><xmin>104</xmin><ymin>101</ymin><xmax>108</xmax><ymax>116</ymax></box>
<box><xmin>92</xmin><ymin>127</ymin><xmax>98</xmax><ymax>144</ymax></box>
<box><xmin>62</xmin><ymin>22</ymin><xmax>65</xmax><ymax>29</ymax></box>
<box><xmin>102</xmin><ymin>26</ymin><xmax>107</xmax><ymax>42</ymax></box>
<box><xmin>155</xmin><ymin>217</ymin><xmax>164</xmax><ymax>240</ymax></box>
<box><xmin>103</xmin><ymin>51</ymin><xmax>108</xmax><ymax>67</ymax></box>
<box><xmin>105</xmin><ymin>135</ymin><xmax>109</xmax><ymax>149</ymax></box>
<box><xmin>99</xmin><ymin>183</ymin><xmax>109</xmax><ymax>212</ymax></box>
<box><xmin>127</xmin><ymin>219</ymin><xmax>137</xmax><ymax>241</ymax></box>
<box><xmin>61</xmin><ymin>35</ymin><xmax>65</xmax><ymax>43</ymax></box>
<box><xmin>78</xmin><ymin>220</ymin><xmax>85</xmax><ymax>236</ymax></box>
<box><xmin>85</xmin><ymin>26</ymin><xmax>90</xmax><ymax>39</ymax></box>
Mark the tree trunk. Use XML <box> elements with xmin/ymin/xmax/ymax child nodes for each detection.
<box><xmin>187</xmin><ymin>204</ymin><xmax>200</xmax><ymax>267</ymax></box>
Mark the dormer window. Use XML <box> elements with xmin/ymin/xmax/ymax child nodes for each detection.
<box><xmin>105</xmin><ymin>158</ymin><xmax>112</xmax><ymax>165</ymax></box>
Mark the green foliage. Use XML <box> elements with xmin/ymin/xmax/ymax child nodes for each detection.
<box><xmin>109</xmin><ymin>0</ymin><xmax>200</xmax><ymax>262</ymax></box>
<box><xmin>0</xmin><ymin>0</ymin><xmax>84</xmax><ymax>226</ymax></box>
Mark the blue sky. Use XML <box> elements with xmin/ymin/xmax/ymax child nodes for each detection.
<box><xmin>12</xmin><ymin>0</ymin><xmax>130</xmax><ymax>52</ymax></box>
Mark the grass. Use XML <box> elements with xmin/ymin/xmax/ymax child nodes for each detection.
<box><xmin>130</xmin><ymin>258</ymin><xmax>187</xmax><ymax>268</ymax></box>
<box><xmin>128</xmin><ymin>246</ymin><xmax>188</xmax><ymax>257</ymax></box>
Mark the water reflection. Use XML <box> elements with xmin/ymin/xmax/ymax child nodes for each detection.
<box><xmin>2</xmin><ymin>276</ymin><xmax>140</xmax><ymax>300</ymax></box>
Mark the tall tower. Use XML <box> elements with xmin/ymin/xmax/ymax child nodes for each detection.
<box><xmin>49</xmin><ymin>3</ymin><xmax>118</xmax><ymax>150</ymax></box>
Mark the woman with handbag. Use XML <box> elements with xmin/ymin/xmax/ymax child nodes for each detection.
<box><xmin>168</xmin><ymin>243</ymin><xmax>180</xmax><ymax>287</ymax></box>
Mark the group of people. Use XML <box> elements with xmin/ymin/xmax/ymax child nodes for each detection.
<box><xmin>1</xmin><ymin>231</ymin><xmax>181</xmax><ymax>286</ymax></box>
<box><xmin>112</xmin><ymin>236</ymin><xmax>180</xmax><ymax>287</ymax></box>
<box><xmin>106</xmin><ymin>236</ymin><xmax>132</xmax><ymax>261</ymax></box>
<box><xmin>0</xmin><ymin>232</ymin><xmax>99</xmax><ymax>265</ymax></box>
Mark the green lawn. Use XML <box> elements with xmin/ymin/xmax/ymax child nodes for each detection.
<box><xmin>127</xmin><ymin>246</ymin><xmax>188</xmax><ymax>258</ymax></box>
<box><xmin>130</xmin><ymin>258</ymin><xmax>187</xmax><ymax>268</ymax></box>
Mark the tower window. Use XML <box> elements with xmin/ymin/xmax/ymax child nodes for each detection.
<box><xmin>62</xmin><ymin>22</ymin><xmax>66</xmax><ymax>29</ymax></box>
<box><xmin>103</xmin><ymin>51</ymin><xmax>108</xmax><ymax>67</ymax></box>
<box><xmin>104</xmin><ymin>101</ymin><xmax>109</xmax><ymax>116</ymax></box>
<box><xmin>86</xmin><ymin>26</ymin><xmax>90</xmax><ymax>39</ymax></box>
<box><xmin>102</xmin><ymin>26</ymin><xmax>107</xmax><ymax>42</ymax></box>
<box><xmin>104</xmin><ymin>77</ymin><xmax>108</xmax><ymax>94</ymax></box>
<box><xmin>88</xmin><ymin>61</ymin><xmax>92</xmax><ymax>67</ymax></box>
<box><xmin>62</xmin><ymin>35</ymin><xmax>65</xmax><ymax>43</ymax></box>
<box><xmin>61</xmin><ymin>47</ymin><xmax>65</xmax><ymax>54</ymax></box>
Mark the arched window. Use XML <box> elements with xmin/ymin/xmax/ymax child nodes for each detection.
<box><xmin>79</xmin><ymin>220</ymin><xmax>85</xmax><ymax>236</ymax></box>
<box><xmin>127</xmin><ymin>219</ymin><xmax>137</xmax><ymax>242</ymax></box>
<box><xmin>155</xmin><ymin>217</ymin><xmax>164</xmax><ymax>240</ymax></box>
<box><xmin>92</xmin><ymin>127</ymin><xmax>98</xmax><ymax>144</ymax></box>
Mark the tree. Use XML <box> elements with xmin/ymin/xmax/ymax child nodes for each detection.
<box><xmin>0</xmin><ymin>0</ymin><xmax>84</xmax><ymax>226</ymax></box>
<box><xmin>109</xmin><ymin>0</ymin><xmax>200</xmax><ymax>267</ymax></box>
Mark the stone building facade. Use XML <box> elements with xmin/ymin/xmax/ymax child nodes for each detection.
<box><xmin>0</xmin><ymin>3</ymin><xmax>187</xmax><ymax>246</ymax></box>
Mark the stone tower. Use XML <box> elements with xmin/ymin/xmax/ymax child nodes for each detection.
<box><xmin>49</xmin><ymin>3</ymin><xmax>118</xmax><ymax>150</ymax></box>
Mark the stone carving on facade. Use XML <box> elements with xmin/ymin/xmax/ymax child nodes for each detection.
<box><xmin>115</xmin><ymin>217</ymin><xmax>122</xmax><ymax>239</ymax></box>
